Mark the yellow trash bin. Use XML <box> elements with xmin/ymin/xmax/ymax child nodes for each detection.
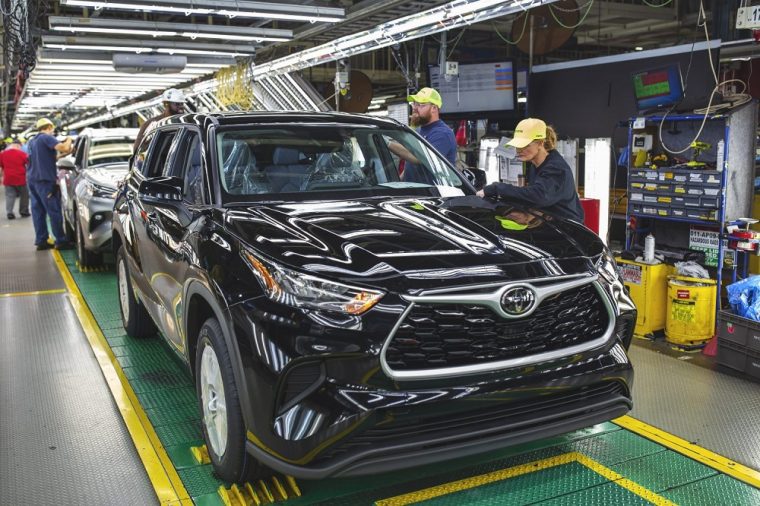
<box><xmin>665</xmin><ymin>275</ymin><xmax>717</xmax><ymax>347</ymax></box>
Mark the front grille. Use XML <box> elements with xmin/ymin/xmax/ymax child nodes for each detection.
<box><xmin>385</xmin><ymin>283</ymin><xmax>609</xmax><ymax>371</ymax></box>
<box><xmin>314</xmin><ymin>381</ymin><xmax>626</xmax><ymax>464</ymax></box>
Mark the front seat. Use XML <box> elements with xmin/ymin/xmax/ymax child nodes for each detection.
<box><xmin>266</xmin><ymin>147</ymin><xmax>311</xmax><ymax>193</ymax></box>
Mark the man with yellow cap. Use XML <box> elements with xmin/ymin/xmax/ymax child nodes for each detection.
<box><xmin>26</xmin><ymin>117</ymin><xmax>74</xmax><ymax>250</ymax></box>
<box><xmin>476</xmin><ymin>117</ymin><xmax>583</xmax><ymax>222</ymax></box>
<box><xmin>389</xmin><ymin>87</ymin><xmax>457</xmax><ymax>184</ymax></box>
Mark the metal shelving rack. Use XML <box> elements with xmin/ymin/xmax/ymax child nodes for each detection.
<box><xmin>624</xmin><ymin>102</ymin><xmax>757</xmax><ymax>321</ymax></box>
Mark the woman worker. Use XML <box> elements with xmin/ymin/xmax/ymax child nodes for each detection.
<box><xmin>476</xmin><ymin>118</ymin><xmax>584</xmax><ymax>222</ymax></box>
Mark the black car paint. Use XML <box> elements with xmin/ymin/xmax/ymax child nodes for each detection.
<box><xmin>112</xmin><ymin>112</ymin><xmax>634</xmax><ymax>479</ymax></box>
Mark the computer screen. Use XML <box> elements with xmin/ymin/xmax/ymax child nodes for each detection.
<box><xmin>429</xmin><ymin>61</ymin><xmax>516</xmax><ymax>115</ymax></box>
<box><xmin>632</xmin><ymin>64</ymin><xmax>684</xmax><ymax>111</ymax></box>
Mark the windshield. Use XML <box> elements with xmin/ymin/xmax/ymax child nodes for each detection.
<box><xmin>89</xmin><ymin>139</ymin><xmax>134</xmax><ymax>167</ymax></box>
<box><xmin>215</xmin><ymin>124</ymin><xmax>468</xmax><ymax>200</ymax></box>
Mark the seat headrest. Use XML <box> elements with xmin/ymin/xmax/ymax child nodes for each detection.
<box><xmin>272</xmin><ymin>147</ymin><xmax>302</xmax><ymax>165</ymax></box>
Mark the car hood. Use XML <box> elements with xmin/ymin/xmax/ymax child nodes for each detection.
<box><xmin>225</xmin><ymin>196</ymin><xmax>605</xmax><ymax>291</ymax></box>
<box><xmin>85</xmin><ymin>165</ymin><xmax>129</xmax><ymax>189</ymax></box>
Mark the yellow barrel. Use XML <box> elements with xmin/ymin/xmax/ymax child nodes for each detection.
<box><xmin>665</xmin><ymin>275</ymin><xmax>717</xmax><ymax>347</ymax></box>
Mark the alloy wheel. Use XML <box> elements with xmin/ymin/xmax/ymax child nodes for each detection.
<box><xmin>200</xmin><ymin>344</ymin><xmax>228</xmax><ymax>458</ymax></box>
<box><xmin>118</xmin><ymin>258</ymin><xmax>130</xmax><ymax>323</ymax></box>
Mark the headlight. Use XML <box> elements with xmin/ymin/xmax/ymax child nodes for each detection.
<box><xmin>86</xmin><ymin>182</ymin><xmax>115</xmax><ymax>199</ymax></box>
<box><xmin>241</xmin><ymin>250</ymin><xmax>384</xmax><ymax>315</ymax></box>
<box><xmin>596</xmin><ymin>249</ymin><xmax>620</xmax><ymax>284</ymax></box>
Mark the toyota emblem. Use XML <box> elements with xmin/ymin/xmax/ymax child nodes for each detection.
<box><xmin>501</xmin><ymin>286</ymin><xmax>536</xmax><ymax>316</ymax></box>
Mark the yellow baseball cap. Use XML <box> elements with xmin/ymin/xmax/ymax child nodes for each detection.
<box><xmin>35</xmin><ymin>117</ymin><xmax>55</xmax><ymax>130</ymax></box>
<box><xmin>407</xmin><ymin>87</ymin><xmax>442</xmax><ymax>108</ymax></box>
<box><xmin>506</xmin><ymin>118</ymin><xmax>547</xmax><ymax>148</ymax></box>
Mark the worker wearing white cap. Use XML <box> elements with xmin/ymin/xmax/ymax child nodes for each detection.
<box><xmin>477</xmin><ymin>118</ymin><xmax>584</xmax><ymax>222</ymax></box>
<box><xmin>133</xmin><ymin>88</ymin><xmax>187</xmax><ymax>149</ymax></box>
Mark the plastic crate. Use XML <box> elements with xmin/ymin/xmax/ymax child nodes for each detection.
<box><xmin>717</xmin><ymin>340</ymin><xmax>760</xmax><ymax>380</ymax></box>
<box><xmin>718</xmin><ymin>310</ymin><xmax>760</xmax><ymax>352</ymax></box>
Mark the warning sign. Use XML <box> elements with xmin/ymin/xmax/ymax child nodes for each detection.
<box><xmin>689</xmin><ymin>227</ymin><xmax>735</xmax><ymax>267</ymax></box>
<box><xmin>671</xmin><ymin>299</ymin><xmax>696</xmax><ymax>323</ymax></box>
<box><xmin>677</xmin><ymin>289</ymin><xmax>691</xmax><ymax>299</ymax></box>
<box><xmin>619</xmin><ymin>263</ymin><xmax>642</xmax><ymax>285</ymax></box>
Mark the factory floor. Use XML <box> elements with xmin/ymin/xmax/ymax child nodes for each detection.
<box><xmin>1</xmin><ymin>198</ymin><xmax>758</xmax><ymax>506</ymax></box>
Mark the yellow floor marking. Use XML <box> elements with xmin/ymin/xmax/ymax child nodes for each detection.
<box><xmin>52</xmin><ymin>251</ymin><xmax>193</xmax><ymax>506</ymax></box>
<box><xmin>0</xmin><ymin>288</ymin><xmax>66</xmax><ymax>298</ymax></box>
<box><xmin>375</xmin><ymin>451</ymin><xmax>675</xmax><ymax>506</ymax></box>
<box><xmin>615</xmin><ymin>415</ymin><xmax>760</xmax><ymax>489</ymax></box>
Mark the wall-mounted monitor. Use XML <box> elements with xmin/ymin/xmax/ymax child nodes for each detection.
<box><xmin>632</xmin><ymin>64</ymin><xmax>684</xmax><ymax>112</ymax></box>
<box><xmin>429</xmin><ymin>61</ymin><xmax>516</xmax><ymax>116</ymax></box>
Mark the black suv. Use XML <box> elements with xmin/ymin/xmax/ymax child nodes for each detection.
<box><xmin>113</xmin><ymin>112</ymin><xmax>635</xmax><ymax>483</ymax></box>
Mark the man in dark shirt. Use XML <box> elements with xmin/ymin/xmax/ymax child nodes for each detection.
<box><xmin>390</xmin><ymin>87</ymin><xmax>457</xmax><ymax>184</ymax></box>
<box><xmin>133</xmin><ymin>88</ymin><xmax>186</xmax><ymax>150</ymax></box>
<box><xmin>0</xmin><ymin>138</ymin><xmax>30</xmax><ymax>219</ymax></box>
<box><xmin>27</xmin><ymin>118</ymin><xmax>74</xmax><ymax>250</ymax></box>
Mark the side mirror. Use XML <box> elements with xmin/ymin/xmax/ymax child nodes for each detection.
<box><xmin>138</xmin><ymin>176</ymin><xmax>191</xmax><ymax>227</ymax></box>
<box><xmin>138</xmin><ymin>176</ymin><xmax>184</xmax><ymax>203</ymax></box>
<box><xmin>57</xmin><ymin>156</ymin><xmax>76</xmax><ymax>170</ymax></box>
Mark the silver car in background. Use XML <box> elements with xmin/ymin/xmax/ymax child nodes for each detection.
<box><xmin>59</xmin><ymin>127</ymin><xmax>137</xmax><ymax>267</ymax></box>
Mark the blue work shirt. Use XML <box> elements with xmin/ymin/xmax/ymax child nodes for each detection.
<box><xmin>27</xmin><ymin>133</ymin><xmax>59</xmax><ymax>183</ymax></box>
<box><xmin>418</xmin><ymin>119</ymin><xmax>457</xmax><ymax>166</ymax></box>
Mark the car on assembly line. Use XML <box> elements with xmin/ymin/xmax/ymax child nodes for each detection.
<box><xmin>59</xmin><ymin>127</ymin><xmax>137</xmax><ymax>266</ymax></box>
<box><xmin>113</xmin><ymin>112</ymin><xmax>636</xmax><ymax>483</ymax></box>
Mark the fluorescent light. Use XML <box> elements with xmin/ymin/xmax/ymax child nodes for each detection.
<box><xmin>156</xmin><ymin>48</ymin><xmax>246</xmax><ymax>57</ymax></box>
<box><xmin>215</xmin><ymin>10</ymin><xmax>343</xmax><ymax>22</ymax></box>
<box><xmin>58</xmin><ymin>0</ymin><xmax>345</xmax><ymax>23</ymax></box>
<box><xmin>45</xmin><ymin>44</ymin><xmax>153</xmax><ymax>53</ymax></box>
<box><xmin>179</xmin><ymin>32</ymin><xmax>280</xmax><ymax>42</ymax></box>
<box><xmin>62</xmin><ymin>0</ymin><xmax>213</xmax><ymax>14</ymax></box>
<box><xmin>635</xmin><ymin>46</ymin><xmax>644</xmax><ymax>51</ymax></box>
<box><xmin>48</xmin><ymin>15</ymin><xmax>292</xmax><ymax>42</ymax></box>
<box><xmin>52</xmin><ymin>26</ymin><xmax>179</xmax><ymax>37</ymax></box>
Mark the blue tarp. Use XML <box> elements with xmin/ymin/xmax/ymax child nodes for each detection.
<box><xmin>727</xmin><ymin>276</ymin><xmax>760</xmax><ymax>322</ymax></box>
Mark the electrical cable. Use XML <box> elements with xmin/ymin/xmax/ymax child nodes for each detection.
<box><xmin>492</xmin><ymin>13</ymin><xmax>529</xmax><ymax>45</ymax></box>
<box><xmin>658</xmin><ymin>1</ymin><xmax>752</xmax><ymax>154</ymax></box>
<box><xmin>549</xmin><ymin>0</ymin><xmax>594</xmax><ymax>12</ymax></box>
<box><xmin>447</xmin><ymin>28</ymin><xmax>467</xmax><ymax>59</ymax></box>
<box><xmin>548</xmin><ymin>0</ymin><xmax>595</xmax><ymax>30</ymax></box>
<box><xmin>641</xmin><ymin>0</ymin><xmax>673</xmax><ymax>7</ymax></box>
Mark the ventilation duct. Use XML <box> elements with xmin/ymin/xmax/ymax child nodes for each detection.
<box><xmin>112</xmin><ymin>53</ymin><xmax>187</xmax><ymax>74</ymax></box>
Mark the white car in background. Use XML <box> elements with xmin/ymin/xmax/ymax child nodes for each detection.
<box><xmin>58</xmin><ymin>127</ymin><xmax>137</xmax><ymax>267</ymax></box>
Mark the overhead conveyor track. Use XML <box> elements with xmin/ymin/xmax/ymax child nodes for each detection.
<box><xmin>12</xmin><ymin>246</ymin><xmax>755</xmax><ymax>505</ymax></box>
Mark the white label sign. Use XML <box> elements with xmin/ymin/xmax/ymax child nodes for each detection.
<box><xmin>737</xmin><ymin>7</ymin><xmax>760</xmax><ymax>29</ymax></box>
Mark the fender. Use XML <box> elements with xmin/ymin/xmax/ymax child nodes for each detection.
<box><xmin>184</xmin><ymin>278</ymin><xmax>255</xmax><ymax>428</ymax></box>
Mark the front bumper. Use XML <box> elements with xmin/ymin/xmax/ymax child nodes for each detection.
<box><xmin>229</xmin><ymin>280</ymin><xmax>635</xmax><ymax>479</ymax></box>
<box><xmin>77</xmin><ymin>195</ymin><xmax>115</xmax><ymax>251</ymax></box>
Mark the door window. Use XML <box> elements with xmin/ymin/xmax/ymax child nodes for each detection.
<box><xmin>167</xmin><ymin>130</ymin><xmax>204</xmax><ymax>205</ymax></box>
<box><xmin>146</xmin><ymin>129</ymin><xmax>179</xmax><ymax>178</ymax></box>
<box><xmin>133</xmin><ymin>131</ymin><xmax>155</xmax><ymax>173</ymax></box>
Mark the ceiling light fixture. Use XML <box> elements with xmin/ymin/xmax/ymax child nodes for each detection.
<box><xmin>48</xmin><ymin>16</ymin><xmax>292</xmax><ymax>42</ymax></box>
<box><xmin>42</xmin><ymin>36</ymin><xmax>257</xmax><ymax>57</ymax></box>
<box><xmin>58</xmin><ymin>0</ymin><xmax>345</xmax><ymax>23</ymax></box>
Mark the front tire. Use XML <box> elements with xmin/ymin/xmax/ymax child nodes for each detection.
<box><xmin>117</xmin><ymin>246</ymin><xmax>154</xmax><ymax>338</ymax></box>
<box><xmin>196</xmin><ymin>317</ymin><xmax>264</xmax><ymax>483</ymax></box>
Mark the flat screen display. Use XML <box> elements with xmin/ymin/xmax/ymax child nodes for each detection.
<box><xmin>632</xmin><ymin>64</ymin><xmax>684</xmax><ymax>111</ymax></box>
<box><xmin>429</xmin><ymin>61</ymin><xmax>516</xmax><ymax>114</ymax></box>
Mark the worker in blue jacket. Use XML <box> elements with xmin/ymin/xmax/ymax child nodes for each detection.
<box><xmin>477</xmin><ymin>118</ymin><xmax>584</xmax><ymax>222</ymax></box>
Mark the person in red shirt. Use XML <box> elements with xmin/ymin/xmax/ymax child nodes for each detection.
<box><xmin>0</xmin><ymin>138</ymin><xmax>30</xmax><ymax>219</ymax></box>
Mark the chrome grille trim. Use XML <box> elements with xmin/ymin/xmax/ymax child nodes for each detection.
<box><xmin>380</xmin><ymin>276</ymin><xmax>615</xmax><ymax>381</ymax></box>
